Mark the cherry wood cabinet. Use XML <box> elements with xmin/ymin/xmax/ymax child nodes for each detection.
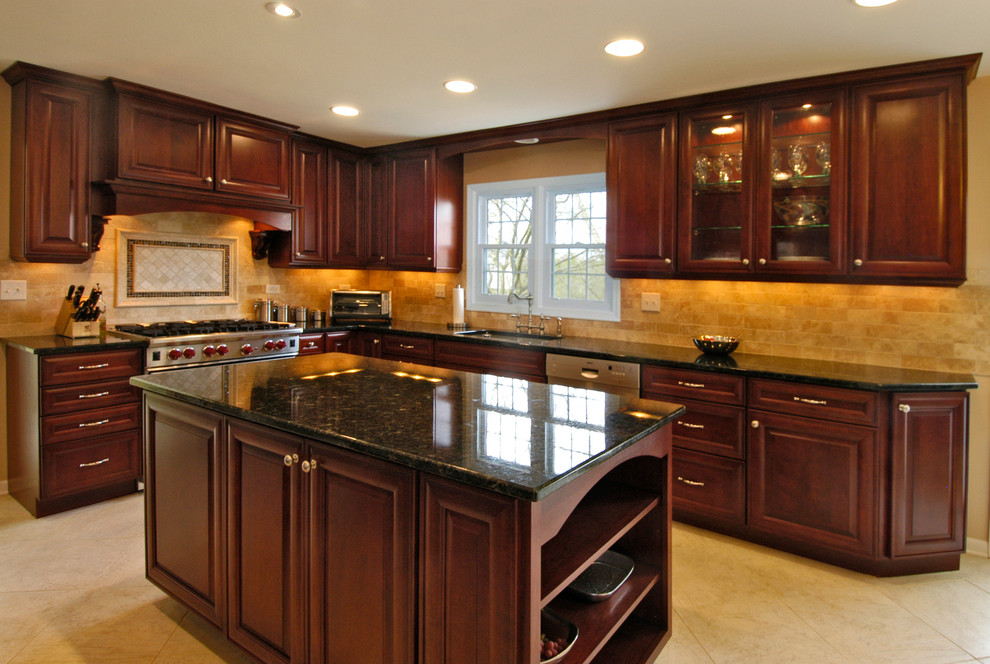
<box><xmin>5</xmin><ymin>344</ymin><xmax>143</xmax><ymax>517</ymax></box>
<box><xmin>433</xmin><ymin>339</ymin><xmax>547</xmax><ymax>381</ymax></box>
<box><xmin>144</xmin><ymin>394</ymin><xmax>226</xmax><ymax>627</ymax></box>
<box><xmin>3</xmin><ymin>63</ymin><xmax>100</xmax><ymax>263</ymax></box>
<box><xmin>380</xmin><ymin>333</ymin><xmax>435</xmax><ymax>363</ymax></box>
<box><xmin>328</xmin><ymin>148</ymin><xmax>367</xmax><ymax>267</ymax></box>
<box><xmin>355</xmin><ymin>330</ymin><xmax>383</xmax><ymax>358</ymax></box>
<box><xmin>298</xmin><ymin>332</ymin><xmax>326</xmax><ymax>356</ymax></box>
<box><xmin>324</xmin><ymin>331</ymin><xmax>354</xmax><ymax>354</ymax></box>
<box><xmin>606</xmin><ymin>113</ymin><xmax>678</xmax><ymax>276</ymax></box>
<box><xmin>849</xmin><ymin>73</ymin><xmax>966</xmax><ymax>283</ymax></box>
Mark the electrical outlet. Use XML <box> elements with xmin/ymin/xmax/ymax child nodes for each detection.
<box><xmin>641</xmin><ymin>292</ymin><xmax>661</xmax><ymax>312</ymax></box>
<box><xmin>0</xmin><ymin>280</ymin><xmax>27</xmax><ymax>301</ymax></box>
<box><xmin>265</xmin><ymin>284</ymin><xmax>281</xmax><ymax>294</ymax></box>
<box><xmin>434</xmin><ymin>284</ymin><xmax>446</xmax><ymax>298</ymax></box>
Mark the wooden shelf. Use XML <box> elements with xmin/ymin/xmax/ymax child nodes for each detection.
<box><xmin>588</xmin><ymin>615</ymin><xmax>669</xmax><ymax>664</ymax></box>
<box><xmin>541</xmin><ymin>482</ymin><xmax>658</xmax><ymax>601</ymax></box>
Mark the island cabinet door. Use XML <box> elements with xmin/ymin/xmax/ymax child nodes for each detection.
<box><xmin>226</xmin><ymin>420</ymin><xmax>306</xmax><ymax>664</ymax></box>
<box><xmin>144</xmin><ymin>395</ymin><xmax>226</xmax><ymax>628</ymax></box>
<box><xmin>307</xmin><ymin>444</ymin><xmax>416</xmax><ymax>664</ymax></box>
<box><xmin>420</xmin><ymin>475</ymin><xmax>524</xmax><ymax>664</ymax></box>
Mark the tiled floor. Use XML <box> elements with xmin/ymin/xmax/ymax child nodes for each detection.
<box><xmin>1</xmin><ymin>492</ymin><xmax>989</xmax><ymax>664</ymax></box>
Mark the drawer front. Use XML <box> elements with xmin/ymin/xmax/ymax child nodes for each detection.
<box><xmin>748</xmin><ymin>378</ymin><xmax>878</xmax><ymax>426</ymax></box>
<box><xmin>671</xmin><ymin>397</ymin><xmax>746</xmax><ymax>459</ymax></box>
<box><xmin>299</xmin><ymin>333</ymin><xmax>326</xmax><ymax>355</ymax></box>
<box><xmin>381</xmin><ymin>334</ymin><xmax>434</xmax><ymax>363</ymax></box>
<box><xmin>41</xmin><ymin>378</ymin><xmax>141</xmax><ymax>416</ymax></box>
<box><xmin>40</xmin><ymin>348</ymin><xmax>143</xmax><ymax>387</ymax></box>
<box><xmin>672</xmin><ymin>449</ymin><xmax>746</xmax><ymax>524</ymax></box>
<box><xmin>642</xmin><ymin>365</ymin><xmax>745</xmax><ymax>406</ymax></box>
<box><xmin>42</xmin><ymin>431</ymin><xmax>142</xmax><ymax>499</ymax></box>
<box><xmin>41</xmin><ymin>403</ymin><xmax>142</xmax><ymax>445</ymax></box>
<box><xmin>434</xmin><ymin>340</ymin><xmax>546</xmax><ymax>381</ymax></box>
<box><xmin>324</xmin><ymin>331</ymin><xmax>353</xmax><ymax>353</ymax></box>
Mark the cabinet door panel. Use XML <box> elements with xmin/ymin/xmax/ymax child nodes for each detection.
<box><xmin>328</xmin><ymin>149</ymin><xmax>367</xmax><ymax>266</ymax></box>
<box><xmin>890</xmin><ymin>392</ymin><xmax>967</xmax><ymax>557</ymax></box>
<box><xmin>606</xmin><ymin>113</ymin><xmax>678</xmax><ymax>276</ymax></box>
<box><xmin>308</xmin><ymin>445</ymin><xmax>415</xmax><ymax>664</ymax></box>
<box><xmin>850</xmin><ymin>74</ymin><xmax>965</xmax><ymax>282</ymax></box>
<box><xmin>116</xmin><ymin>94</ymin><xmax>214</xmax><ymax>189</ymax></box>
<box><xmin>387</xmin><ymin>148</ymin><xmax>435</xmax><ymax>269</ymax></box>
<box><xmin>283</xmin><ymin>140</ymin><xmax>328</xmax><ymax>266</ymax></box>
<box><xmin>144</xmin><ymin>395</ymin><xmax>226</xmax><ymax>627</ymax></box>
<box><xmin>748</xmin><ymin>410</ymin><xmax>878</xmax><ymax>556</ymax></box>
<box><xmin>216</xmin><ymin>118</ymin><xmax>291</xmax><ymax>200</ymax></box>
<box><xmin>227</xmin><ymin>420</ymin><xmax>305</xmax><ymax>664</ymax></box>
<box><xmin>324</xmin><ymin>331</ymin><xmax>353</xmax><ymax>354</ymax></box>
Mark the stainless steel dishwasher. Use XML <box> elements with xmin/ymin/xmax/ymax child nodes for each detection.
<box><xmin>545</xmin><ymin>353</ymin><xmax>640</xmax><ymax>397</ymax></box>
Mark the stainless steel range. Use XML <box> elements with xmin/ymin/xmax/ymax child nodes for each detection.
<box><xmin>113</xmin><ymin>319</ymin><xmax>302</xmax><ymax>372</ymax></box>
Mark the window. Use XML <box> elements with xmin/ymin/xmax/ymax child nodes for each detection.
<box><xmin>466</xmin><ymin>173</ymin><xmax>620</xmax><ymax>322</ymax></box>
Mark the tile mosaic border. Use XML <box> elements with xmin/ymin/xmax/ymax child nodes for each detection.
<box><xmin>115</xmin><ymin>229</ymin><xmax>238</xmax><ymax>307</ymax></box>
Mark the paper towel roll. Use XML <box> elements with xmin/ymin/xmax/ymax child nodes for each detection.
<box><xmin>452</xmin><ymin>285</ymin><xmax>465</xmax><ymax>325</ymax></box>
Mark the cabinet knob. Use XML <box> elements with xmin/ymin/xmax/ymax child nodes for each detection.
<box><xmin>750</xmin><ymin>420</ymin><xmax>760</xmax><ymax>429</ymax></box>
<box><xmin>378</xmin><ymin>256</ymin><xmax>385</xmax><ymax>261</ymax></box>
<box><xmin>373</xmin><ymin>339</ymin><xmax>380</xmax><ymax>344</ymax></box>
<box><xmin>741</xmin><ymin>258</ymin><xmax>750</xmax><ymax>266</ymax></box>
<box><xmin>759</xmin><ymin>258</ymin><xmax>767</xmax><ymax>265</ymax></box>
<box><xmin>80</xmin><ymin>241</ymin><xmax>89</xmax><ymax>248</ymax></box>
<box><xmin>898</xmin><ymin>404</ymin><xmax>911</xmax><ymax>413</ymax></box>
<box><xmin>301</xmin><ymin>459</ymin><xmax>317</xmax><ymax>473</ymax></box>
<box><xmin>664</xmin><ymin>257</ymin><xmax>672</xmax><ymax>265</ymax></box>
<box><xmin>283</xmin><ymin>453</ymin><xmax>299</xmax><ymax>466</ymax></box>
<box><xmin>427</xmin><ymin>256</ymin><xmax>432</xmax><ymax>262</ymax></box>
<box><xmin>853</xmin><ymin>259</ymin><xmax>863</xmax><ymax>267</ymax></box>
<box><xmin>205</xmin><ymin>176</ymin><xmax>213</xmax><ymax>183</ymax></box>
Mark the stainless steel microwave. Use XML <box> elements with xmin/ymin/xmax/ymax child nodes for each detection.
<box><xmin>330</xmin><ymin>290</ymin><xmax>391</xmax><ymax>324</ymax></box>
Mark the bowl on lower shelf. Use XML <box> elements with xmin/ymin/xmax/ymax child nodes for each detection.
<box><xmin>540</xmin><ymin>608</ymin><xmax>578</xmax><ymax>662</ymax></box>
<box><xmin>693</xmin><ymin>335</ymin><xmax>739</xmax><ymax>355</ymax></box>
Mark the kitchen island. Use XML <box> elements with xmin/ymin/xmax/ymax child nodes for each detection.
<box><xmin>131</xmin><ymin>352</ymin><xmax>684</xmax><ymax>664</ymax></box>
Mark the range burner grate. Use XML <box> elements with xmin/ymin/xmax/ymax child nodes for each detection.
<box><xmin>115</xmin><ymin>319</ymin><xmax>288</xmax><ymax>338</ymax></box>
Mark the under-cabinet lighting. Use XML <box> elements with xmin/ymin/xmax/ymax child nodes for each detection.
<box><xmin>331</xmin><ymin>105</ymin><xmax>360</xmax><ymax>117</ymax></box>
<box><xmin>605</xmin><ymin>39</ymin><xmax>645</xmax><ymax>57</ymax></box>
<box><xmin>802</xmin><ymin>103</ymin><xmax>813</xmax><ymax>109</ymax></box>
<box><xmin>265</xmin><ymin>2</ymin><xmax>301</xmax><ymax>18</ymax></box>
<box><xmin>301</xmin><ymin>368</ymin><xmax>363</xmax><ymax>380</ymax></box>
<box><xmin>722</xmin><ymin>114</ymin><xmax>733</xmax><ymax>120</ymax></box>
<box><xmin>711</xmin><ymin>126</ymin><xmax>737</xmax><ymax>136</ymax></box>
<box><xmin>853</xmin><ymin>0</ymin><xmax>898</xmax><ymax>5</ymax></box>
<box><xmin>444</xmin><ymin>80</ymin><xmax>477</xmax><ymax>94</ymax></box>
<box><xmin>392</xmin><ymin>371</ymin><xmax>443</xmax><ymax>383</ymax></box>
<box><xmin>515</xmin><ymin>138</ymin><xmax>540</xmax><ymax>144</ymax></box>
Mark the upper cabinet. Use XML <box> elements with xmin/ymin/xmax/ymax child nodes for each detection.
<box><xmin>3</xmin><ymin>63</ymin><xmax>101</xmax><ymax>263</ymax></box>
<box><xmin>111</xmin><ymin>81</ymin><xmax>292</xmax><ymax>201</ymax></box>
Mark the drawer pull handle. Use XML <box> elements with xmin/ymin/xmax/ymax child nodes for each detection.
<box><xmin>79</xmin><ymin>457</ymin><xmax>110</xmax><ymax>468</ymax></box>
<box><xmin>399</xmin><ymin>344</ymin><xmax>415</xmax><ymax>350</ymax></box>
<box><xmin>78</xmin><ymin>391</ymin><xmax>110</xmax><ymax>400</ymax></box>
<box><xmin>78</xmin><ymin>362</ymin><xmax>110</xmax><ymax>370</ymax></box>
<box><xmin>899</xmin><ymin>404</ymin><xmax>911</xmax><ymax>413</ymax></box>
<box><xmin>305</xmin><ymin>342</ymin><xmax>318</xmax><ymax>348</ymax></box>
<box><xmin>677</xmin><ymin>476</ymin><xmax>705</xmax><ymax>487</ymax></box>
<box><xmin>678</xmin><ymin>421</ymin><xmax>705</xmax><ymax>430</ymax></box>
<box><xmin>677</xmin><ymin>381</ymin><xmax>705</xmax><ymax>389</ymax></box>
<box><xmin>794</xmin><ymin>397</ymin><xmax>827</xmax><ymax>406</ymax></box>
<box><xmin>78</xmin><ymin>418</ymin><xmax>110</xmax><ymax>428</ymax></box>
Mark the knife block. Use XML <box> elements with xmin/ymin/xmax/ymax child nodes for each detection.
<box><xmin>55</xmin><ymin>299</ymin><xmax>99</xmax><ymax>338</ymax></box>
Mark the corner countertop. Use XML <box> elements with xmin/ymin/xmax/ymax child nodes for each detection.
<box><xmin>1</xmin><ymin>332</ymin><xmax>147</xmax><ymax>355</ymax></box>
<box><xmin>131</xmin><ymin>353</ymin><xmax>684</xmax><ymax>501</ymax></box>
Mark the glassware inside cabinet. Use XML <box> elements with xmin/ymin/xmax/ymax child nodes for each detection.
<box><xmin>686</xmin><ymin>112</ymin><xmax>747</xmax><ymax>264</ymax></box>
<box><xmin>767</xmin><ymin>101</ymin><xmax>833</xmax><ymax>263</ymax></box>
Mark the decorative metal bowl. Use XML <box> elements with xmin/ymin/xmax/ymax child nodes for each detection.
<box><xmin>693</xmin><ymin>335</ymin><xmax>739</xmax><ymax>355</ymax></box>
<box><xmin>773</xmin><ymin>195</ymin><xmax>829</xmax><ymax>226</ymax></box>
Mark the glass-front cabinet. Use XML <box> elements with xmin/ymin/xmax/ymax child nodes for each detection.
<box><xmin>677</xmin><ymin>105</ymin><xmax>755</xmax><ymax>274</ymax></box>
<box><xmin>755</xmin><ymin>91</ymin><xmax>846</xmax><ymax>275</ymax></box>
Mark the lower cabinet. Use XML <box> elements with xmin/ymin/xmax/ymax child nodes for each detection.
<box><xmin>433</xmin><ymin>339</ymin><xmax>546</xmax><ymax>382</ymax></box>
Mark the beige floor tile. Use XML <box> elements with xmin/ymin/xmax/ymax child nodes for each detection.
<box><xmin>152</xmin><ymin>612</ymin><xmax>255</xmax><ymax>664</ymax></box>
<box><xmin>0</xmin><ymin>497</ymin><xmax>79</xmax><ymax>542</ymax></box>
<box><xmin>653</xmin><ymin>610</ymin><xmax>714</xmax><ymax>664</ymax></box>
<box><xmin>959</xmin><ymin>553</ymin><xmax>990</xmax><ymax>593</ymax></box>
<box><xmin>0</xmin><ymin>589</ymin><xmax>88</xmax><ymax>664</ymax></box>
<box><xmin>96</xmin><ymin>537</ymin><xmax>151</xmax><ymax>589</ymax></box>
<box><xmin>44</xmin><ymin>494</ymin><xmax>145</xmax><ymax>543</ymax></box>
<box><xmin>0</xmin><ymin>535</ymin><xmax>134</xmax><ymax>592</ymax></box>
<box><xmin>9</xmin><ymin>585</ymin><xmax>183</xmax><ymax>664</ymax></box>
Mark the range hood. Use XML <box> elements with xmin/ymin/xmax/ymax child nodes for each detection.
<box><xmin>96</xmin><ymin>179</ymin><xmax>298</xmax><ymax>231</ymax></box>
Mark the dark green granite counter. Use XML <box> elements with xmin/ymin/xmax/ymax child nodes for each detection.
<box><xmin>131</xmin><ymin>353</ymin><xmax>684</xmax><ymax>500</ymax></box>
<box><xmin>1</xmin><ymin>332</ymin><xmax>147</xmax><ymax>355</ymax></box>
<box><xmin>310</xmin><ymin>321</ymin><xmax>978</xmax><ymax>392</ymax></box>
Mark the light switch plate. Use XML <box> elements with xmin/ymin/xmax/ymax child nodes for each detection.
<box><xmin>641</xmin><ymin>292</ymin><xmax>661</xmax><ymax>312</ymax></box>
<box><xmin>1</xmin><ymin>280</ymin><xmax>27</xmax><ymax>301</ymax></box>
<box><xmin>434</xmin><ymin>284</ymin><xmax>446</xmax><ymax>298</ymax></box>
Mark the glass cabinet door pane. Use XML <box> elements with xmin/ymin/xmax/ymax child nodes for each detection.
<box><xmin>680</xmin><ymin>108</ymin><xmax>752</xmax><ymax>271</ymax></box>
<box><xmin>759</xmin><ymin>95</ymin><xmax>845</xmax><ymax>273</ymax></box>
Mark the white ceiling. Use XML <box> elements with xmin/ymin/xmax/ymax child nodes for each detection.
<box><xmin>1</xmin><ymin>0</ymin><xmax>986</xmax><ymax>148</ymax></box>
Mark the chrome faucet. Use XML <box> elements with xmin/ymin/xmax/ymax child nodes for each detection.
<box><xmin>507</xmin><ymin>291</ymin><xmax>562</xmax><ymax>337</ymax></box>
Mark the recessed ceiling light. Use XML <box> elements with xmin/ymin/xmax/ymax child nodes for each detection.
<box><xmin>331</xmin><ymin>105</ymin><xmax>359</xmax><ymax>117</ymax></box>
<box><xmin>444</xmin><ymin>80</ymin><xmax>477</xmax><ymax>94</ymax></box>
<box><xmin>605</xmin><ymin>39</ymin><xmax>644</xmax><ymax>57</ymax></box>
<box><xmin>722</xmin><ymin>114</ymin><xmax>733</xmax><ymax>120</ymax></box>
<box><xmin>852</xmin><ymin>0</ymin><xmax>898</xmax><ymax>6</ymax></box>
<box><xmin>515</xmin><ymin>138</ymin><xmax>540</xmax><ymax>145</ymax></box>
<box><xmin>265</xmin><ymin>2</ymin><xmax>301</xmax><ymax>18</ymax></box>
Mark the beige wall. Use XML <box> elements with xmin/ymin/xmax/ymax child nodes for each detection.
<box><xmin>1</xmin><ymin>77</ymin><xmax>988</xmax><ymax>552</ymax></box>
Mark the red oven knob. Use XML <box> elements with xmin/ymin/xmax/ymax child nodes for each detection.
<box><xmin>167</xmin><ymin>348</ymin><xmax>183</xmax><ymax>361</ymax></box>
<box><xmin>202</xmin><ymin>345</ymin><xmax>216</xmax><ymax>357</ymax></box>
<box><xmin>241</xmin><ymin>344</ymin><xmax>254</xmax><ymax>355</ymax></box>
<box><xmin>182</xmin><ymin>347</ymin><xmax>196</xmax><ymax>359</ymax></box>
<box><xmin>274</xmin><ymin>339</ymin><xmax>287</xmax><ymax>350</ymax></box>
<box><xmin>216</xmin><ymin>344</ymin><xmax>229</xmax><ymax>356</ymax></box>
<box><xmin>263</xmin><ymin>340</ymin><xmax>276</xmax><ymax>351</ymax></box>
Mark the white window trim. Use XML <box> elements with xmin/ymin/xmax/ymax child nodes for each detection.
<box><xmin>465</xmin><ymin>173</ymin><xmax>620</xmax><ymax>323</ymax></box>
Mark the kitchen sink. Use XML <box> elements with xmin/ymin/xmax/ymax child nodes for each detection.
<box><xmin>453</xmin><ymin>328</ymin><xmax>563</xmax><ymax>341</ymax></box>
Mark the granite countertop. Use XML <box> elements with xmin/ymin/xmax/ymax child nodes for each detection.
<box><xmin>131</xmin><ymin>353</ymin><xmax>684</xmax><ymax>501</ymax></box>
<box><xmin>1</xmin><ymin>332</ymin><xmax>147</xmax><ymax>355</ymax></box>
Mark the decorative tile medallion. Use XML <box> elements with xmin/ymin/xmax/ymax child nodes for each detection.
<box><xmin>116</xmin><ymin>229</ymin><xmax>238</xmax><ymax>307</ymax></box>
